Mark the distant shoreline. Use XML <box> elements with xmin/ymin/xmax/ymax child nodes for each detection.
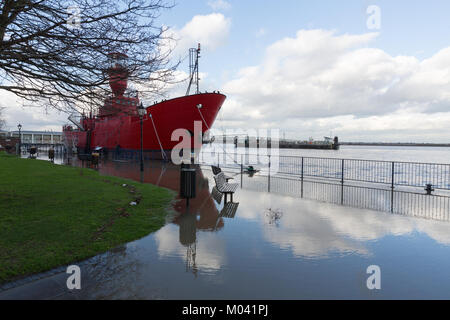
<box><xmin>341</xmin><ymin>142</ymin><xmax>450</xmax><ymax>147</ymax></box>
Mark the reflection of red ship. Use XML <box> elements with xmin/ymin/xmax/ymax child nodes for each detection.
<box><xmin>77</xmin><ymin>158</ymin><xmax>236</xmax><ymax>276</ymax></box>
<box><xmin>63</xmin><ymin>45</ymin><xmax>226</xmax><ymax>159</ymax></box>
<box><xmin>97</xmin><ymin>160</ymin><xmax>224</xmax><ymax>231</ymax></box>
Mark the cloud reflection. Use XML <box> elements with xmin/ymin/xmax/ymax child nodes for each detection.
<box><xmin>238</xmin><ymin>190</ymin><xmax>450</xmax><ymax>258</ymax></box>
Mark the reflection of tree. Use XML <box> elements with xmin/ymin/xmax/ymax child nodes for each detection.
<box><xmin>178</xmin><ymin>211</ymin><xmax>198</xmax><ymax>277</ymax></box>
<box><xmin>265</xmin><ymin>208</ymin><xmax>283</xmax><ymax>227</ymax></box>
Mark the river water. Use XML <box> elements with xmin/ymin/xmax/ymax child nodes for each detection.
<box><xmin>279</xmin><ymin>145</ymin><xmax>450</xmax><ymax>163</ymax></box>
<box><xmin>2</xmin><ymin>146</ymin><xmax>450</xmax><ymax>299</ymax></box>
<box><xmin>201</xmin><ymin>144</ymin><xmax>450</xmax><ymax>163</ymax></box>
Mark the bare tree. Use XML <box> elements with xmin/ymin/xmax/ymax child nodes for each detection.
<box><xmin>0</xmin><ymin>0</ymin><xmax>178</xmax><ymax>114</ymax></box>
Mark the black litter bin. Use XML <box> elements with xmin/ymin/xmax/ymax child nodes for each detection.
<box><xmin>92</xmin><ymin>152</ymin><xmax>100</xmax><ymax>165</ymax></box>
<box><xmin>180</xmin><ymin>167</ymin><xmax>196</xmax><ymax>200</ymax></box>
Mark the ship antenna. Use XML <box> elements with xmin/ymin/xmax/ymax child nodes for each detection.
<box><xmin>186</xmin><ymin>43</ymin><xmax>201</xmax><ymax>96</ymax></box>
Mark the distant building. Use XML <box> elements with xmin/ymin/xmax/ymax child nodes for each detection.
<box><xmin>0</xmin><ymin>130</ymin><xmax>63</xmax><ymax>144</ymax></box>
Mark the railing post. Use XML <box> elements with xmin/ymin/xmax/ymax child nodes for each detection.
<box><xmin>268</xmin><ymin>154</ymin><xmax>271</xmax><ymax>193</ymax></box>
<box><xmin>301</xmin><ymin>157</ymin><xmax>304</xmax><ymax>198</ymax></box>
<box><xmin>240</xmin><ymin>154</ymin><xmax>243</xmax><ymax>188</ymax></box>
<box><xmin>341</xmin><ymin>159</ymin><xmax>345</xmax><ymax>205</ymax></box>
<box><xmin>391</xmin><ymin>161</ymin><xmax>395</xmax><ymax>213</ymax></box>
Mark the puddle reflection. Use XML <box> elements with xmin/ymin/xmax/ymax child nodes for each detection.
<box><xmin>93</xmin><ymin>159</ymin><xmax>235</xmax><ymax>276</ymax></box>
<box><xmin>11</xmin><ymin>155</ymin><xmax>450</xmax><ymax>299</ymax></box>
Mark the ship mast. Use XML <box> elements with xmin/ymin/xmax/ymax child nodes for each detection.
<box><xmin>186</xmin><ymin>43</ymin><xmax>200</xmax><ymax>96</ymax></box>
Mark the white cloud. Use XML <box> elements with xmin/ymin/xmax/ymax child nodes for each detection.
<box><xmin>165</xmin><ymin>13</ymin><xmax>231</xmax><ymax>59</ymax></box>
<box><xmin>233</xmin><ymin>190</ymin><xmax>450</xmax><ymax>258</ymax></box>
<box><xmin>0</xmin><ymin>90</ymin><xmax>67</xmax><ymax>132</ymax></box>
<box><xmin>207</xmin><ymin>0</ymin><xmax>231</xmax><ymax>11</ymax></box>
<box><xmin>219</xmin><ymin>29</ymin><xmax>450</xmax><ymax>142</ymax></box>
<box><xmin>4</xmin><ymin>26</ymin><xmax>450</xmax><ymax>143</ymax></box>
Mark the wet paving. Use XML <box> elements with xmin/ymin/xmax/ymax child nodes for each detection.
<box><xmin>2</xmin><ymin>156</ymin><xmax>450</xmax><ymax>299</ymax></box>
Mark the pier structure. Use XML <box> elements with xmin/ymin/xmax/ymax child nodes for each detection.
<box><xmin>211</xmin><ymin>134</ymin><xmax>339</xmax><ymax>150</ymax></box>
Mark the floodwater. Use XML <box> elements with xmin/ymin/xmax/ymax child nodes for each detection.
<box><xmin>2</xmin><ymin>146</ymin><xmax>450</xmax><ymax>299</ymax></box>
<box><xmin>203</xmin><ymin>144</ymin><xmax>450</xmax><ymax>163</ymax></box>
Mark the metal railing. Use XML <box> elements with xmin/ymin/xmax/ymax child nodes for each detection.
<box><xmin>199</xmin><ymin>151</ymin><xmax>450</xmax><ymax>191</ymax></box>
<box><xmin>235</xmin><ymin>173</ymin><xmax>450</xmax><ymax>222</ymax></box>
<box><xmin>199</xmin><ymin>149</ymin><xmax>450</xmax><ymax>218</ymax></box>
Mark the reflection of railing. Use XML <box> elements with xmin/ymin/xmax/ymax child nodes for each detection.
<box><xmin>239</xmin><ymin>175</ymin><xmax>450</xmax><ymax>222</ymax></box>
<box><xmin>199</xmin><ymin>151</ymin><xmax>450</xmax><ymax>191</ymax></box>
<box><xmin>21</xmin><ymin>143</ymin><xmax>65</xmax><ymax>155</ymax></box>
<box><xmin>111</xmin><ymin>149</ymin><xmax>169</xmax><ymax>162</ymax></box>
<box><xmin>199</xmin><ymin>150</ymin><xmax>450</xmax><ymax>219</ymax></box>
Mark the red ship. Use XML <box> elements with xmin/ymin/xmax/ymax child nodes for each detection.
<box><xmin>63</xmin><ymin>45</ymin><xmax>226</xmax><ymax>160</ymax></box>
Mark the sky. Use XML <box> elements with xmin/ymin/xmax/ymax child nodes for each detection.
<box><xmin>2</xmin><ymin>0</ymin><xmax>450</xmax><ymax>142</ymax></box>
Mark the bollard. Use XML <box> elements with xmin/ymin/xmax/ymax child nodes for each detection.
<box><xmin>240</xmin><ymin>154</ymin><xmax>243</xmax><ymax>188</ymax></box>
<box><xmin>48</xmin><ymin>148</ymin><xmax>55</xmax><ymax>162</ymax></box>
<box><xmin>425</xmin><ymin>184</ymin><xmax>434</xmax><ymax>195</ymax></box>
<box><xmin>30</xmin><ymin>146</ymin><xmax>37</xmax><ymax>158</ymax></box>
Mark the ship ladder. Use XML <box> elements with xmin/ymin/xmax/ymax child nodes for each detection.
<box><xmin>149</xmin><ymin>113</ymin><xmax>168</xmax><ymax>162</ymax></box>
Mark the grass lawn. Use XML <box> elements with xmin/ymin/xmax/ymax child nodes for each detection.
<box><xmin>0</xmin><ymin>152</ymin><xmax>174</xmax><ymax>284</ymax></box>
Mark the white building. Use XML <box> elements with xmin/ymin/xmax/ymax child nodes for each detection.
<box><xmin>0</xmin><ymin>130</ymin><xmax>63</xmax><ymax>144</ymax></box>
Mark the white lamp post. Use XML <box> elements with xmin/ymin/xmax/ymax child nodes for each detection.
<box><xmin>17</xmin><ymin>123</ymin><xmax>22</xmax><ymax>155</ymax></box>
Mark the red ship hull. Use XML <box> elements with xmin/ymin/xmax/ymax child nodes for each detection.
<box><xmin>63</xmin><ymin>92</ymin><xmax>226</xmax><ymax>159</ymax></box>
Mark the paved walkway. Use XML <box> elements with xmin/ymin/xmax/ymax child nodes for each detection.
<box><xmin>0</xmin><ymin>271</ymin><xmax>81</xmax><ymax>300</ymax></box>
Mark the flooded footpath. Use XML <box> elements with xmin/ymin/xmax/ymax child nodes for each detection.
<box><xmin>2</xmin><ymin>156</ymin><xmax>450</xmax><ymax>299</ymax></box>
